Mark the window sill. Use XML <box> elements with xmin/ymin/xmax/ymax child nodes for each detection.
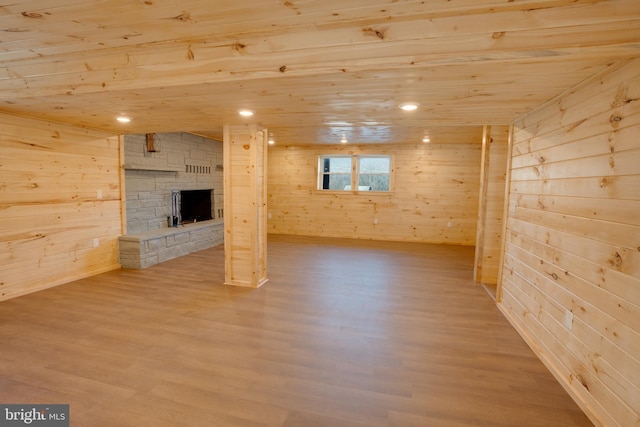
<box><xmin>314</xmin><ymin>190</ymin><xmax>393</xmax><ymax>196</ymax></box>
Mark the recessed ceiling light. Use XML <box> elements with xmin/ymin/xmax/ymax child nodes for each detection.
<box><xmin>400</xmin><ymin>103</ymin><xmax>418</xmax><ymax>111</ymax></box>
<box><xmin>268</xmin><ymin>135</ymin><xmax>275</xmax><ymax>145</ymax></box>
<box><xmin>340</xmin><ymin>137</ymin><xmax>348</xmax><ymax>144</ymax></box>
<box><xmin>116</xmin><ymin>116</ymin><xmax>131</xmax><ymax>123</ymax></box>
<box><xmin>422</xmin><ymin>136</ymin><xmax>431</xmax><ymax>143</ymax></box>
<box><xmin>239</xmin><ymin>109</ymin><xmax>254</xmax><ymax>117</ymax></box>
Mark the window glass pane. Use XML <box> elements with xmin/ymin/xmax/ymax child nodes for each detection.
<box><xmin>325</xmin><ymin>157</ymin><xmax>351</xmax><ymax>173</ymax></box>
<box><xmin>327</xmin><ymin>174</ymin><xmax>352</xmax><ymax>190</ymax></box>
<box><xmin>359</xmin><ymin>157</ymin><xmax>390</xmax><ymax>173</ymax></box>
<box><xmin>358</xmin><ymin>174</ymin><xmax>389</xmax><ymax>191</ymax></box>
<box><xmin>358</xmin><ymin>156</ymin><xmax>390</xmax><ymax>191</ymax></box>
<box><xmin>320</xmin><ymin>156</ymin><xmax>352</xmax><ymax>190</ymax></box>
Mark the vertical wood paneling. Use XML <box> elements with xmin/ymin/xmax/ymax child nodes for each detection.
<box><xmin>267</xmin><ymin>140</ymin><xmax>482</xmax><ymax>245</ymax></box>
<box><xmin>474</xmin><ymin>125</ymin><xmax>509</xmax><ymax>285</ymax></box>
<box><xmin>0</xmin><ymin>113</ymin><xmax>123</xmax><ymax>301</ymax></box>
<box><xmin>256</xmin><ymin>130</ymin><xmax>268</xmax><ymax>284</ymax></box>
<box><xmin>118</xmin><ymin>134</ymin><xmax>127</xmax><ymax>235</ymax></box>
<box><xmin>499</xmin><ymin>58</ymin><xmax>640</xmax><ymax>427</ymax></box>
<box><xmin>223</xmin><ymin>125</ymin><xmax>268</xmax><ymax>288</ymax></box>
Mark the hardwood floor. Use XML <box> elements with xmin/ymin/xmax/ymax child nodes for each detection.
<box><xmin>0</xmin><ymin>235</ymin><xmax>593</xmax><ymax>427</ymax></box>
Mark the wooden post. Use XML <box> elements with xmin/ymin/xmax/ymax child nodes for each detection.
<box><xmin>474</xmin><ymin>125</ymin><xmax>491</xmax><ymax>283</ymax></box>
<box><xmin>495</xmin><ymin>125</ymin><xmax>514</xmax><ymax>303</ymax></box>
<box><xmin>118</xmin><ymin>134</ymin><xmax>128</xmax><ymax>236</ymax></box>
<box><xmin>223</xmin><ymin>124</ymin><xmax>268</xmax><ymax>288</ymax></box>
<box><xmin>474</xmin><ymin>125</ymin><xmax>509</xmax><ymax>286</ymax></box>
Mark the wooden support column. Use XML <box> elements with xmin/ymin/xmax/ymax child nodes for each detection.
<box><xmin>223</xmin><ymin>124</ymin><xmax>268</xmax><ymax>288</ymax></box>
<box><xmin>474</xmin><ymin>125</ymin><xmax>509</xmax><ymax>286</ymax></box>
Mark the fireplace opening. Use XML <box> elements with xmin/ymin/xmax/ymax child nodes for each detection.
<box><xmin>179</xmin><ymin>189</ymin><xmax>213</xmax><ymax>224</ymax></box>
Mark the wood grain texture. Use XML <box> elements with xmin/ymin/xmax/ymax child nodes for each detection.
<box><xmin>267</xmin><ymin>138</ymin><xmax>482</xmax><ymax>245</ymax></box>
<box><xmin>0</xmin><ymin>235</ymin><xmax>593</xmax><ymax>427</ymax></box>
<box><xmin>499</xmin><ymin>58</ymin><xmax>640</xmax><ymax>427</ymax></box>
<box><xmin>224</xmin><ymin>125</ymin><xmax>268</xmax><ymax>287</ymax></box>
<box><xmin>0</xmin><ymin>113</ymin><xmax>123</xmax><ymax>301</ymax></box>
<box><xmin>0</xmin><ymin>1</ymin><xmax>637</xmax><ymax>143</ymax></box>
<box><xmin>474</xmin><ymin>125</ymin><xmax>509</xmax><ymax>285</ymax></box>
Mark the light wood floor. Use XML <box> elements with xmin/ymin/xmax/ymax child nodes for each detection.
<box><xmin>0</xmin><ymin>235</ymin><xmax>593</xmax><ymax>427</ymax></box>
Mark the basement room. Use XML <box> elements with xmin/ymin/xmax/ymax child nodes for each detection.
<box><xmin>0</xmin><ymin>1</ymin><xmax>638</xmax><ymax>426</ymax></box>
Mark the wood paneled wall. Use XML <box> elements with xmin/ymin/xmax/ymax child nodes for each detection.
<box><xmin>499</xmin><ymin>59</ymin><xmax>640</xmax><ymax>427</ymax></box>
<box><xmin>0</xmin><ymin>114</ymin><xmax>123</xmax><ymax>301</ymax></box>
<box><xmin>474</xmin><ymin>125</ymin><xmax>509</xmax><ymax>285</ymax></box>
<box><xmin>267</xmin><ymin>141</ymin><xmax>481</xmax><ymax>245</ymax></box>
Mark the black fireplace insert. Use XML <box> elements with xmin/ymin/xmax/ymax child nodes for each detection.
<box><xmin>179</xmin><ymin>189</ymin><xmax>213</xmax><ymax>223</ymax></box>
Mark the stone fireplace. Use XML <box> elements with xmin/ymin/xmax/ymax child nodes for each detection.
<box><xmin>118</xmin><ymin>132</ymin><xmax>224</xmax><ymax>268</ymax></box>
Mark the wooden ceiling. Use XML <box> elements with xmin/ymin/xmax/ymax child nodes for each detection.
<box><xmin>0</xmin><ymin>0</ymin><xmax>638</xmax><ymax>145</ymax></box>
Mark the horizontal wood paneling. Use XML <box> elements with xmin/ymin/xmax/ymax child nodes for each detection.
<box><xmin>0</xmin><ymin>113</ymin><xmax>123</xmax><ymax>301</ymax></box>
<box><xmin>267</xmin><ymin>136</ymin><xmax>482</xmax><ymax>244</ymax></box>
<box><xmin>499</xmin><ymin>58</ymin><xmax>640</xmax><ymax>427</ymax></box>
<box><xmin>0</xmin><ymin>1</ymin><xmax>638</xmax><ymax>144</ymax></box>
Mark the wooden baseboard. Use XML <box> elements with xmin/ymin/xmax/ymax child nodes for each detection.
<box><xmin>1</xmin><ymin>263</ymin><xmax>121</xmax><ymax>302</ymax></box>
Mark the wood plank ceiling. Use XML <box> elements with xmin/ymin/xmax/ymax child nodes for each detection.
<box><xmin>0</xmin><ymin>0</ymin><xmax>638</xmax><ymax>145</ymax></box>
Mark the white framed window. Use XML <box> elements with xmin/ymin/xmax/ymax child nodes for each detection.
<box><xmin>318</xmin><ymin>155</ymin><xmax>392</xmax><ymax>192</ymax></box>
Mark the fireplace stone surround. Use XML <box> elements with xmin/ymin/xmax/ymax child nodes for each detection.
<box><xmin>119</xmin><ymin>132</ymin><xmax>224</xmax><ymax>268</ymax></box>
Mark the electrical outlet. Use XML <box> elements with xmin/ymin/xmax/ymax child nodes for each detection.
<box><xmin>563</xmin><ymin>310</ymin><xmax>573</xmax><ymax>330</ymax></box>
<box><xmin>509</xmin><ymin>201</ymin><xmax>517</xmax><ymax>214</ymax></box>
<box><xmin>92</xmin><ymin>238</ymin><xmax>99</xmax><ymax>248</ymax></box>
<box><xmin>447</xmin><ymin>221</ymin><xmax>452</xmax><ymax>228</ymax></box>
<box><xmin>97</xmin><ymin>189</ymin><xmax>103</xmax><ymax>199</ymax></box>
<box><xmin>373</xmin><ymin>218</ymin><xmax>378</xmax><ymax>225</ymax></box>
